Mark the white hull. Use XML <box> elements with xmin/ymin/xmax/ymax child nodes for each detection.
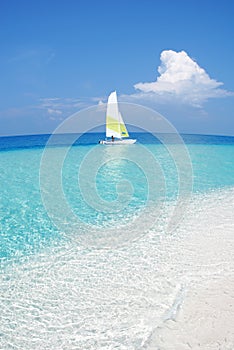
<box><xmin>99</xmin><ymin>139</ymin><xmax>136</xmax><ymax>145</ymax></box>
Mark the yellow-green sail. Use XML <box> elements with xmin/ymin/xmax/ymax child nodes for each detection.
<box><xmin>106</xmin><ymin>115</ymin><xmax>129</xmax><ymax>138</ymax></box>
<box><xmin>106</xmin><ymin>91</ymin><xmax>129</xmax><ymax>139</ymax></box>
<box><xmin>119</xmin><ymin>113</ymin><xmax>129</xmax><ymax>138</ymax></box>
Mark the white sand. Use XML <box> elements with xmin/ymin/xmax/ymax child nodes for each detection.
<box><xmin>147</xmin><ymin>277</ymin><xmax>234</xmax><ymax>349</ymax></box>
<box><xmin>147</xmin><ymin>189</ymin><xmax>234</xmax><ymax>349</ymax></box>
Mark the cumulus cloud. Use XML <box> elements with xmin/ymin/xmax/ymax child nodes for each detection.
<box><xmin>134</xmin><ymin>50</ymin><xmax>233</xmax><ymax>107</ymax></box>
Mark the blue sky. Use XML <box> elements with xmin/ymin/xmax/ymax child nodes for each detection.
<box><xmin>0</xmin><ymin>0</ymin><xmax>234</xmax><ymax>136</ymax></box>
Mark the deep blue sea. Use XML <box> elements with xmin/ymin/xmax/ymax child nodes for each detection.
<box><xmin>1</xmin><ymin>132</ymin><xmax>234</xmax><ymax>349</ymax></box>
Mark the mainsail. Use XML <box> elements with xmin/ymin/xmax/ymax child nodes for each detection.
<box><xmin>99</xmin><ymin>90</ymin><xmax>136</xmax><ymax>144</ymax></box>
<box><xmin>106</xmin><ymin>91</ymin><xmax>129</xmax><ymax>139</ymax></box>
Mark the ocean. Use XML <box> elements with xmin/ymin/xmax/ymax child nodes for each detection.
<box><xmin>0</xmin><ymin>133</ymin><xmax>234</xmax><ymax>349</ymax></box>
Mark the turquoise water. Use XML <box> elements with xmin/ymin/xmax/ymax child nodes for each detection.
<box><xmin>0</xmin><ymin>134</ymin><xmax>234</xmax><ymax>261</ymax></box>
<box><xmin>0</xmin><ymin>149</ymin><xmax>60</xmax><ymax>260</ymax></box>
<box><xmin>0</xmin><ymin>133</ymin><xmax>234</xmax><ymax>349</ymax></box>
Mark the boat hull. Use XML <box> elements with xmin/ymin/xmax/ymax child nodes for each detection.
<box><xmin>99</xmin><ymin>139</ymin><xmax>136</xmax><ymax>145</ymax></box>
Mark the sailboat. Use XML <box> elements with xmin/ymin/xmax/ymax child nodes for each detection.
<box><xmin>99</xmin><ymin>91</ymin><xmax>136</xmax><ymax>145</ymax></box>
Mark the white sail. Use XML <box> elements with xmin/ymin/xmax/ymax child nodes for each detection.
<box><xmin>99</xmin><ymin>90</ymin><xmax>136</xmax><ymax>145</ymax></box>
<box><xmin>106</xmin><ymin>91</ymin><xmax>121</xmax><ymax>138</ymax></box>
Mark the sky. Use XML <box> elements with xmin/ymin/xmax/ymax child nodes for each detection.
<box><xmin>0</xmin><ymin>0</ymin><xmax>234</xmax><ymax>136</ymax></box>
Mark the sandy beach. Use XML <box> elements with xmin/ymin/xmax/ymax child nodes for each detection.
<box><xmin>147</xmin><ymin>189</ymin><xmax>234</xmax><ymax>349</ymax></box>
<box><xmin>147</xmin><ymin>277</ymin><xmax>234</xmax><ymax>349</ymax></box>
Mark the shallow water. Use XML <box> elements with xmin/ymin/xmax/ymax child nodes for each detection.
<box><xmin>0</xmin><ymin>133</ymin><xmax>234</xmax><ymax>349</ymax></box>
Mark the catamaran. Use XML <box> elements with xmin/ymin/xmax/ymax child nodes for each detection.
<box><xmin>99</xmin><ymin>91</ymin><xmax>136</xmax><ymax>145</ymax></box>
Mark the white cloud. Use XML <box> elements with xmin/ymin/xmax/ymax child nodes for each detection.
<box><xmin>38</xmin><ymin>97</ymin><xmax>86</xmax><ymax>117</ymax></box>
<box><xmin>134</xmin><ymin>50</ymin><xmax>233</xmax><ymax>107</ymax></box>
<box><xmin>37</xmin><ymin>96</ymin><xmax>106</xmax><ymax>118</ymax></box>
<box><xmin>47</xmin><ymin>108</ymin><xmax>62</xmax><ymax>115</ymax></box>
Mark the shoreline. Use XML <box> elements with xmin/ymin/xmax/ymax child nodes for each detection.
<box><xmin>1</xmin><ymin>187</ymin><xmax>234</xmax><ymax>349</ymax></box>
